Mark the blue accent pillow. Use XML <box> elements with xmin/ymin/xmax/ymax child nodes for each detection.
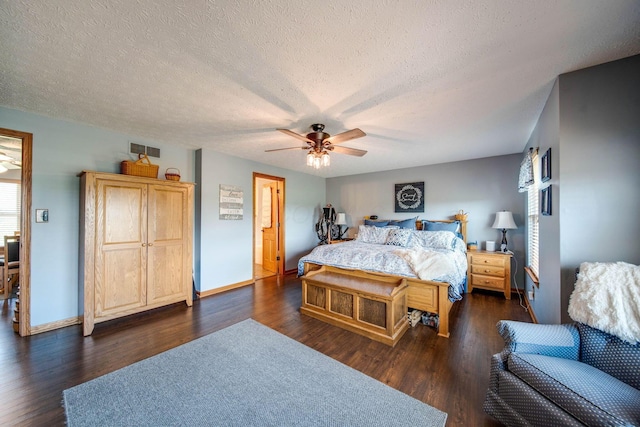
<box><xmin>389</xmin><ymin>217</ymin><xmax>418</xmax><ymax>229</ymax></box>
<box><xmin>364</xmin><ymin>219</ymin><xmax>389</xmax><ymax>227</ymax></box>
<box><xmin>422</xmin><ymin>220</ymin><xmax>459</xmax><ymax>232</ymax></box>
<box><xmin>422</xmin><ymin>220</ymin><xmax>462</xmax><ymax>239</ymax></box>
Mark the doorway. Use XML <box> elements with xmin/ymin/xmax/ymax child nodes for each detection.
<box><xmin>253</xmin><ymin>173</ymin><xmax>284</xmax><ymax>280</ymax></box>
<box><xmin>0</xmin><ymin>128</ymin><xmax>32</xmax><ymax>337</ymax></box>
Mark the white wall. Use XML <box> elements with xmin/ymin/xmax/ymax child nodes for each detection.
<box><xmin>196</xmin><ymin>149</ymin><xmax>324</xmax><ymax>292</ymax></box>
<box><xmin>0</xmin><ymin>107</ymin><xmax>195</xmax><ymax>327</ymax></box>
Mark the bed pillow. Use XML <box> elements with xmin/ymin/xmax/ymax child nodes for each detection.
<box><xmin>357</xmin><ymin>225</ymin><xmax>393</xmax><ymax>244</ymax></box>
<box><xmin>388</xmin><ymin>216</ymin><xmax>418</xmax><ymax>230</ymax></box>
<box><xmin>385</xmin><ymin>228</ymin><xmax>413</xmax><ymax>247</ymax></box>
<box><xmin>364</xmin><ymin>219</ymin><xmax>389</xmax><ymax>227</ymax></box>
<box><xmin>410</xmin><ymin>230</ymin><xmax>457</xmax><ymax>251</ymax></box>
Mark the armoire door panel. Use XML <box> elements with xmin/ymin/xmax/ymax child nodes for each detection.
<box><xmin>99</xmin><ymin>182</ymin><xmax>147</xmax><ymax>245</ymax></box>
<box><xmin>96</xmin><ymin>248</ymin><xmax>146</xmax><ymax>316</ymax></box>
<box><xmin>147</xmin><ymin>244</ymin><xmax>185</xmax><ymax>304</ymax></box>
<box><xmin>148</xmin><ymin>185</ymin><xmax>186</xmax><ymax>242</ymax></box>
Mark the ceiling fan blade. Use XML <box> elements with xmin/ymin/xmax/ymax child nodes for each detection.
<box><xmin>325</xmin><ymin>128</ymin><xmax>366</xmax><ymax>145</ymax></box>
<box><xmin>331</xmin><ymin>145</ymin><xmax>367</xmax><ymax>157</ymax></box>
<box><xmin>1</xmin><ymin>161</ymin><xmax>21</xmax><ymax>170</ymax></box>
<box><xmin>265</xmin><ymin>146</ymin><xmax>308</xmax><ymax>153</ymax></box>
<box><xmin>277</xmin><ymin>128</ymin><xmax>314</xmax><ymax>144</ymax></box>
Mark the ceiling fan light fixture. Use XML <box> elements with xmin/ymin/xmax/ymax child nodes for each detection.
<box><xmin>270</xmin><ymin>123</ymin><xmax>367</xmax><ymax>169</ymax></box>
<box><xmin>321</xmin><ymin>151</ymin><xmax>330</xmax><ymax>167</ymax></box>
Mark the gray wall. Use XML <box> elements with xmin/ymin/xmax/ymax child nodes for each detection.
<box><xmin>523</xmin><ymin>81</ymin><xmax>562</xmax><ymax>323</ymax></box>
<box><xmin>0</xmin><ymin>106</ymin><xmax>326</xmax><ymax>328</ymax></box>
<box><xmin>523</xmin><ymin>54</ymin><xmax>640</xmax><ymax>324</ymax></box>
<box><xmin>0</xmin><ymin>106</ymin><xmax>195</xmax><ymax>327</ymax></box>
<box><xmin>197</xmin><ymin>149</ymin><xmax>324</xmax><ymax>292</ymax></box>
<box><xmin>326</xmin><ymin>154</ymin><xmax>527</xmax><ymax>288</ymax></box>
<box><xmin>558</xmin><ymin>54</ymin><xmax>640</xmax><ymax>322</ymax></box>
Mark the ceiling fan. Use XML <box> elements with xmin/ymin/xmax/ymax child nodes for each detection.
<box><xmin>267</xmin><ymin>124</ymin><xmax>367</xmax><ymax>168</ymax></box>
<box><xmin>0</xmin><ymin>150</ymin><xmax>21</xmax><ymax>172</ymax></box>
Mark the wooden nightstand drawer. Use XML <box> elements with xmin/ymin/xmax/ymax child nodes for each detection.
<box><xmin>471</xmin><ymin>264</ymin><xmax>505</xmax><ymax>277</ymax></box>
<box><xmin>470</xmin><ymin>274</ymin><xmax>505</xmax><ymax>290</ymax></box>
<box><xmin>468</xmin><ymin>253</ymin><xmax>507</xmax><ymax>268</ymax></box>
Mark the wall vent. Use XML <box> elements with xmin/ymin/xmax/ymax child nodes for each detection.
<box><xmin>130</xmin><ymin>142</ymin><xmax>146</xmax><ymax>155</ymax></box>
<box><xmin>146</xmin><ymin>146</ymin><xmax>161</xmax><ymax>158</ymax></box>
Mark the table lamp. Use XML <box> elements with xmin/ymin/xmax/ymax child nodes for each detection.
<box><xmin>333</xmin><ymin>212</ymin><xmax>349</xmax><ymax>241</ymax></box>
<box><xmin>492</xmin><ymin>211</ymin><xmax>517</xmax><ymax>253</ymax></box>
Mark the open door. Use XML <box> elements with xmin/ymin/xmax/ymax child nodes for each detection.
<box><xmin>261</xmin><ymin>182</ymin><xmax>278</xmax><ymax>273</ymax></box>
<box><xmin>0</xmin><ymin>128</ymin><xmax>32</xmax><ymax>336</ymax></box>
<box><xmin>253</xmin><ymin>173</ymin><xmax>284</xmax><ymax>279</ymax></box>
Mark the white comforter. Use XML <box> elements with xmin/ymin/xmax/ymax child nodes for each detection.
<box><xmin>297</xmin><ymin>240</ymin><xmax>467</xmax><ymax>301</ymax></box>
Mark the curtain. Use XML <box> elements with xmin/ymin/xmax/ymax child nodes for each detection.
<box><xmin>518</xmin><ymin>149</ymin><xmax>534</xmax><ymax>193</ymax></box>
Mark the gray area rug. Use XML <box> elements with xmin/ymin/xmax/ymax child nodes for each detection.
<box><xmin>64</xmin><ymin>319</ymin><xmax>447</xmax><ymax>426</ymax></box>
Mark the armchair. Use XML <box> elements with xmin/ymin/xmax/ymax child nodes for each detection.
<box><xmin>484</xmin><ymin>320</ymin><xmax>640</xmax><ymax>426</ymax></box>
<box><xmin>2</xmin><ymin>235</ymin><xmax>19</xmax><ymax>299</ymax></box>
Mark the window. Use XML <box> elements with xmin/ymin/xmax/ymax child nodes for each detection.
<box><xmin>527</xmin><ymin>153</ymin><xmax>540</xmax><ymax>279</ymax></box>
<box><xmin>0</xmin><ymin>180</ymin><xmax>21</xmax><ymax>237</ymax></box>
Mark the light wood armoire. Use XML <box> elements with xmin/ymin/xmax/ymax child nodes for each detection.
<box><xmin>80</xmin><ymin>171</ymin><xmax>194</xmax><ymax>335</ymax></box>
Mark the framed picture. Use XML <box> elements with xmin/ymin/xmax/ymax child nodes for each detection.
<box><xmin>395</xmin><ymin>182</ymin><xmax>424</xmax><ymax>213</ymax></box>
<box><xmin>541</xmin><ymin>148</ymin><xmax>551</xmax><ymax>182</ymax></box>
<box><xmin>219</xmin><ymin>184</ymin><xmax>244</xmax><ymax>220</ymax></box>
<box><xmin>541</xmin><ymin>185</ymin><xmax>552</xmax><ymax>216</ymax></box>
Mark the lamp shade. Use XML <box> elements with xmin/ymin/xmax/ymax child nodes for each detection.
<box><xmin>335</xmin><ymin>213</ymin><xmax>347</xmax><ymax>225</ymax></box>
<box><xmin>492</xmin><ymin>211</ymin><xmax>517</xmax><ymax>229</ymax></box>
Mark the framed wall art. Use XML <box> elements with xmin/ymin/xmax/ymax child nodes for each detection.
<box><xmin>541</xmin><ymin>148</ymin><xmax>551</xmax><ymax>182</ymax></box>
<box><xmin>394</xmin><ymin>182</ymin><xmax>424</xmax><ymax>213</ymax></box>
<box><xmin>219</xmin><ymin>184</ymin><xmax>244</xmax><ymax>220</ymax></box>
<box><xmin>541</xmin><ymin>185</ymin><xmax>552</xmax><ymax>216</ymax></box>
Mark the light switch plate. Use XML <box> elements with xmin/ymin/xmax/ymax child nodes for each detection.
<box><xmin>36</xmin><ymin>209</ymin><xmax>49</xmax><ymax>223</ymax></box>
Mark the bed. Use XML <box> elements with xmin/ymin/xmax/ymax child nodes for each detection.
<box><xmin>298</xmin><ymin>217</ymin><xmax>468</xmax><ymax>338</ymax></box>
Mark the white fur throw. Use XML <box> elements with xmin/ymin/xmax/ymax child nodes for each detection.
<box><xmin>394</xmin><ymin>248</ymin><xmax>455</xmax><ymax>281</ymax></box>
<box><xmin>568</xmin><ymin>261</ymin><xmax>640</xmax><ymax>344</ymax></box>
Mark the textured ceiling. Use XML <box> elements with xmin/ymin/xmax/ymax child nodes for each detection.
<box><xmin>1</xmin><ymin>1</ymin><xmax>639</xmax><ymax>177</ymax></box>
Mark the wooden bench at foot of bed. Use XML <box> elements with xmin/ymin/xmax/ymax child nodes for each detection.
<box><xmin>303</xmin><ymin>263</ymin><xmax>453</xmax><ymax>338</ymax></box>
<box><xmin>300</xmin><ymin>266</ymin><xmax>409</xmax><ymax>346</ymax></box>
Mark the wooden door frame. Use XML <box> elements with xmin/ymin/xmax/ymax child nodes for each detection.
<box><xmin>253</xmin><ymin>173</ymin><xmax>285</xmax><ymax>277</ymax></box>
<box><xmin>0</xmin><ymin>128</ymin><xmax>32</xmax><ymax>336</ymax></box>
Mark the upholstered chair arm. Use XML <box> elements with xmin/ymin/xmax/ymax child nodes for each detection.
<box><xmin>496</xmin><ymin>320</ymin><xmax>581</xmax><ymax>360</ymax></box>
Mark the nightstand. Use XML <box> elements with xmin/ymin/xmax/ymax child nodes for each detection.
<box><xmin>467</xmin><ymin>250</ymin><xmax>512</xmax><ymax>299</ymax></box>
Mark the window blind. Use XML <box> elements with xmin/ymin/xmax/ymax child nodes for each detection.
<box><xmin>527</xmin><ymin>153</ymin><xmax>539</xmax><ymax>277</ymax></box>
<box><xmin>0</xmin><ymin>181</ymin><xmax>21</xmax><ymax>238</ymax></box>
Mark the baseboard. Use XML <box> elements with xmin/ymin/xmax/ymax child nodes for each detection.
<box><xmin>197</xmin><ymin>279</ymin><xmax>254</xmax><ymax>298</ymax></box>
<box><xmin>30</xmin><ymin>316</ymin><xmax>81</xmax><ymax>335</ymax></box>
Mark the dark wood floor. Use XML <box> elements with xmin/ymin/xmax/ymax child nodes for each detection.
<box><xmin>0</xmin><ymin>274</ymin><xmax>531</xmax><ymax>426</ymax></box>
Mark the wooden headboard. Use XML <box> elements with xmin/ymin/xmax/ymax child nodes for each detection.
<box><xmin>362</xmin><ymin>215</ymin><xmax>469</xmax><ymax>243</ymax></box>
